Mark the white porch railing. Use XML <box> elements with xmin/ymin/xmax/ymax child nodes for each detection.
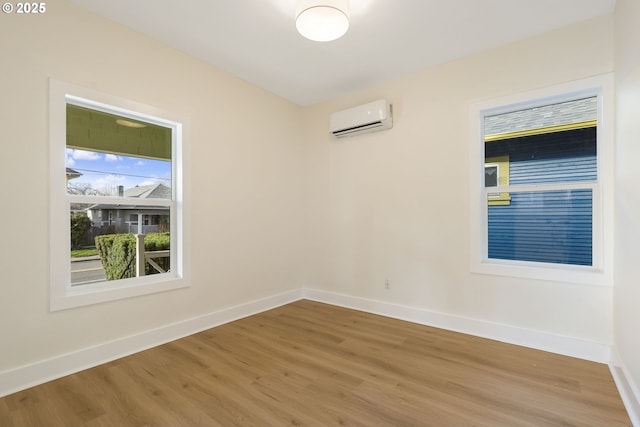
<box><xmin>135</xmin><ymin>234</ymin><xmax>170</xmax><ymax>277</ymax></box>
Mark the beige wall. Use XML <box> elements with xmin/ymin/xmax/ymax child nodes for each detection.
<box><xmin>614</xmin><ymin>0</ymin><xmax>640</xmax><ymax>414</ymax></box>
<box><xmin>0</xmin><ymin>1</ymin><xmax>306</xmax><ymax>371</ymax></box>
<box><xmin>303</xmin><ymin>15</ymin><xmax>614</xmax><ymax>348</ymax></box>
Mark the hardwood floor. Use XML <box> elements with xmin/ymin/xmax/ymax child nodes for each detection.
<box><xmin>0</xmin><ymin>300</ymin><xmax>632</xmax><ymax>426</ymax></box>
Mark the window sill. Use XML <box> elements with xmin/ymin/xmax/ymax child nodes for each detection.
<box><xmin>471</xmin><ymin>259</ymin><xmax>611</xmax><ymax>286</ymax></box>
<box><xmin>50</xmin><ymin>274</ymin><xmax>189</xmax><ymax>311</ymax></box>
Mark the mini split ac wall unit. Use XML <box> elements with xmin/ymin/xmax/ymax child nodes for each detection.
<box><xmin>329</xmin><ymin>99</ymin><xmax>393</xmax><ymax>138</ymax></box>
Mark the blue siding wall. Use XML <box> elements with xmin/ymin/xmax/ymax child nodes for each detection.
<box><xmin>485</xmin><ymin>128</ymin><xmax>596</xmax><ymax>266</ymax></box>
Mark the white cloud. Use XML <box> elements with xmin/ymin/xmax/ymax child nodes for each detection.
<box><xmin>134</xmin><ymin>160</ymin><xmax>146</xmax><ymax>166</ymax></box>
<box><xmin>105</xmin><ymin>154</ymin><xmax>121</xmax><ymax>162</ymax></box>
<box><xmin>95</xmin><ymin>174</ymin><xmax>126</xmax><ymax>185</ymax></box>
<box><xmin>70</xmin><ymin>149</ymin><xmax>101</xmax><ymax>161</ymax></box>
<box><xmin>65</xmin><ymin>148</ymin><xmax>75</xmax><ymax>167</ymax></box>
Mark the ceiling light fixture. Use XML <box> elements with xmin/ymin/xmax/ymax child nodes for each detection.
<box><xmin>295</xmin><ymin>0</ymin><xmax>349</xmax><ymax>42</ymax></box>
<box><xmin>116</xmin><ymin>119</ymin><xmax>147</xmax><ymax>128</ymax></box>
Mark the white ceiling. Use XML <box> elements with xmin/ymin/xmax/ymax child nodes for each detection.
<box><xmin>70</xmin><ymin>0</ymin><xmax>616</xmax><ymax>106</ymax></box>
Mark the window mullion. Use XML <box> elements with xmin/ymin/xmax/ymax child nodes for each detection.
<box><xmin>68</xmin><ymin>195</ymin><xmax>171</xmax><ymax>207</ymax></box>
<box><xmin>483</xmin><ymin>181</ymin><xmax>597</xmax><ymax>195</ymax></box>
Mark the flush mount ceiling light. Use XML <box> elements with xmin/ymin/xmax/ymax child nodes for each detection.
<box><xmin>115</xmin><ymin>119</ymin><xmax>147</xmax><ymax>128</ymax></box>
<box><xmin>295</xmin><ymin>0</ymin><xmax>350</xmax><ymax>42</ymax></box>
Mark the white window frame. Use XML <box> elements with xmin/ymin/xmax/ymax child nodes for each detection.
<box><xmin>49</xmin><ymin>79</ymin><xmax>190</xmax><ymax>310</ymax></box>
<box><xmin>469</xmin><ymin>74</ymin><xmax>614</xmax><ymax>286</ymax></box>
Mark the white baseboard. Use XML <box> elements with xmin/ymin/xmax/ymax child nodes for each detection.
<box><xmin>610</xmin><ymin>348</ymin><xmax>640</xmax><ymax>427</ymax></box>
<box><xmin>0</xmin><ymin>289</ymin><xmax>303</xmax><ymax>398</ymax></box>
<box><xmin>302</xmin><ymin>288</ymin><xmax>611</xmax><ymax>363</ymax></box>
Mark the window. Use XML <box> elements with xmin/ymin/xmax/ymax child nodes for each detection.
<box><xmin>485</xmin><ymin>164</ymin><xmax>498</xmax><ymax>188</ymax></box>
<box><xmin>50</xmin><ymin>80</ymin><xmax>189</xmax><ymax>310</ymax></box>
<box><xmin>469</xmin><ymin>75</ymin><xmax>613</xmax><ymax>285</ymax></box>
<box><xmin>485</xmin><ymin>156</ymin><xmax>510</xmax><ymax>205</ymax></box>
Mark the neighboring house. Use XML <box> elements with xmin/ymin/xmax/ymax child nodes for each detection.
<box><xmin>66</xmin><ymin>167</ymin><xmax>82</xmax><ymax>182</ymax></box>
<box><xmin>86</xmin><ymin>183</ymin><xmax>170</xmax><ymax>235</ymax></box>
<box><xmin>484</xmin><ymin>97</ymin><xmax>597</xmax><ymax>266</ymax></box>
<box><xmin>66</xmin><ymin>167</ymin><xmax>91</xmax><ymax>215</ymax></box>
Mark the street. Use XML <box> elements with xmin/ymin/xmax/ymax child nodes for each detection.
<box><xmin>71</xmin><ymin>258</ymin><xmax>106</xmax><ymax>285</ymax></box>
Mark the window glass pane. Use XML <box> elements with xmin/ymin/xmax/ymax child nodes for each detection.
<box><xmin>66</xmin><ymin>104</ymin><xmax>172</xmax><ymax>198</ymax></box>
<box><xmin>70</xmin><ymin>203</ymin><xmax>171</xmax><ymax>286</ymax></box>
<box><xmin>66</xmin><ymin>149</ymin><xmax>171</xmax><ymax>198</ymax></box>
<box><xmin>485</xmin><ymin>127</ymin><xmax>596</xmax><ymax>185</ymax></box>
<box><xmin>487</xmin><ymin>189</ymin><xmax>592</xmax><ymax>266</ymax></box>
<box><xmin>484</xmin><ymin>97</ymin><xmax>597</xmax><ymax>185</ymax></box>
<box><xmin>485</xmin><ymin>166</ymin><xmax>498</xmax><ymax>187</ymax></box>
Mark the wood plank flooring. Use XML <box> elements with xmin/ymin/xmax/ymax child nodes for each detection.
<box><xmin>0</xmin><ymin>300</ymin><xmax>632</xmax><ymax>426</ymax></box>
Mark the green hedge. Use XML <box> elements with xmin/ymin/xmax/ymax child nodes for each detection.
<box><xmin>70</xmin><ymin>213</ymin><xmax>92</xmax><ymax>249</ymax></box>
<box><xmin>95</xmin><ymin>233</ymin><xmax>170</xmax><ymax>280</ymax></box>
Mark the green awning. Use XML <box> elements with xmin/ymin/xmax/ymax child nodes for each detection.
<box><xmin>66</xmin><ymin>104</ymin><xmax>171</xmax><ymax>161</ymax></box>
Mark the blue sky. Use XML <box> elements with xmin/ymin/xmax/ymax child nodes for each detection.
<box><xmin>66</xmin><ymin>148</ymin><xmax>171</xmax><ymax>196</ymax></box>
